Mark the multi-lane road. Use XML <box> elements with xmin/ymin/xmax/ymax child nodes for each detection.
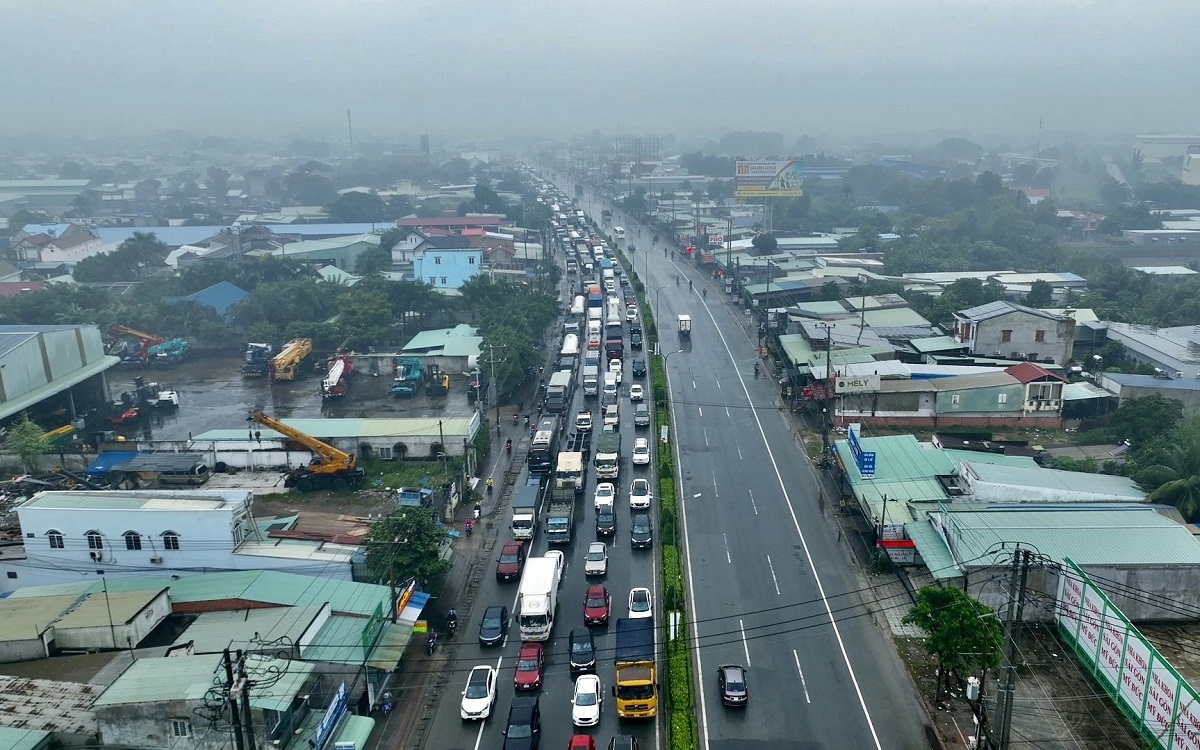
<box><xmin>424</xmin><ymin>178</ymin><xmax>929</xmax><ymax>750</ymax></box>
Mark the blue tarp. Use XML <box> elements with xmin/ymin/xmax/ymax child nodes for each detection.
<box><xmin>84</xmin><ymin>451</ymin><xmax>139</xmax><ymax>478</ymax></box>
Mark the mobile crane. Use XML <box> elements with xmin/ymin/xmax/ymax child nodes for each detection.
<box><xmin>269</xmin><ymin>338</ymin><xmax>313</xmax><ymax>383</ymax></box>
<box><xmin>248</xmin><ymin>411</ymin><xmax>364</xmax><ymax>492</ymax></box>
<box><xmin>109</xmin><ymin>325</ymin><xmax>165</xmax><ymax>365</ymax></box>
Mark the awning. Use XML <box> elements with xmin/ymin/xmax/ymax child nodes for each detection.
<box><xmin>0</xmin><ymin>355</ymin><xmax>120</xmax><ymax>422</ymax></box>
<box><xmin>1063</xmin><ymin>381</ymin><xmax>1113</xmax><ymax>401</ymax></box>
<box><xmin>367</xmin><ymin>622</ymin><xmax>410</xmax><ymax>671</ymax></box>
<box><xmin>905</xmin><ymin>520</ymin><xmax>961</xmax><ymax>580</ymax></box>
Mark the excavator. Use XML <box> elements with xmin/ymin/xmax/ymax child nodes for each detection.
<box><xmin>269</xmin><ymin>338</ymin><xmax>313</xmax><ymax>383</ymax></box>
<box><xmin>248</xmin><ymin>411</ymin><xmax>364</xmax><ymax>492</ymax></box>
<box><xmin>109</xmin><ymin>325</ymin><xmax>164</xmax><ymax>366</ymax></box>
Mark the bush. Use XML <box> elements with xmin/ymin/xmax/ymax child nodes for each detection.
<box><xmin>662</xmin><ymin>544</ymin><xmax>684</xmax><ymax>609</ymax></box>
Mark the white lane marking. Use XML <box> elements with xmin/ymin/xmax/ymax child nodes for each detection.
<box><xmin>716</xmin><ymin>379</ymin><xmax>721</xmax><ymax>389</ymax></box>
<box><xmin>748</xmin><ymin>489</ymin><xmax>758</xmax><ymax>515</ymax></box>
<box><xmin>723</xmin><ymin>533</ymin><xmax>732</xmax><ymax>564</ymax></box>
<box><xmin>737</xmin><ymin>445</ymin><xmax>743</xmax><ymax>460</ymax></box>
<box><xmin>692</xmin><ymin>379</ymin><xmax>697</xmax><ymax>389</ymax></box>
<box><xmin>697</xmin><ymin>405</ymin><xmax>703</xmax><ymax>417</ymax></box>
<box><xmin>739</xmin><ymin>619</ymin><xmax>752</xmax><ymax>667</ymax></box>
<box><xmin>693</xmin><ymin>493</ymin><xmax>701</xmax><ymax>498</ymax></box>
<box><xmin>711</xmin><ymin>472</ymin><xmax>718</xmax><ymax>496</ymax></box>
<box><xmin>471</xmin><ymin>653</ymin><xmax>508</xmax><ymax>749</ymax></box>
<box><xmin>703</xmin><ymin>428</ymin><xmax>709</xmax><ymax>446</ymax></box>
<box><xmin>700</xmin><ymin>294</ymin><xmax>884</xmax><ymax>748</ymax></box>
<box><xmin>766</xmin><ymin>555</ymin><xmax>781</xmax><ymax>595</ymax></box>
<box><xmin>793</xmin><ymin>649</ymin><xmax>812</xmax><ymax>704</ymax></box>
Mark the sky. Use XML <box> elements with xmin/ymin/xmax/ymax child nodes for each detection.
<box><xmin>4</xmin><ymin>0</ymin><xmax>1198</xmax><ymax>144</ymax></box>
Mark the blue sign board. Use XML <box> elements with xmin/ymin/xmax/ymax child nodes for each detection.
<box><xmin>846</xmin><ymin>423</ymin><xmax>877</xmax><ymax>479</ymax></box>
<box><xmin>314</xmin><ymin>682</ymin><xmax>348</xmax><ymax>750</ymax></box>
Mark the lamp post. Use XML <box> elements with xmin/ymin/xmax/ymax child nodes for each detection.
<box><xmin>649</xmin><ymin>283</ymin><xmax>671</xmax><ymax>320</ymax></box>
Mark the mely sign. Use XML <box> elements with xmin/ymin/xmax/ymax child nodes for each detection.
<box><xmin>835</xmin><ymin>374</ymin><xmax>881</xmax><ymax>394</ymax></box>
<box><xmin>846</xmin><ymin>423</ymin><xmax>877</xmax><ymax>479</ymax></box>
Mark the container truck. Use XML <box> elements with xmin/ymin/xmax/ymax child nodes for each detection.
<box><xmin>544</xmin><ymin>370</ymin><xmax>574</xmax><ymax>414</ymax></box>
<box><xmin>517</xmin><ymin>554</ymin><xmax>563</xmax><ymax>641</ymax></box>
<box><xmin>594</xmin><ymin>429</ymin><xmax>621</xmax><ymax>480</ymax></box>
<box><xmin>614</xmin><ymin>618</ymin><xmax>658</xmax><ymax>718</ymax></box>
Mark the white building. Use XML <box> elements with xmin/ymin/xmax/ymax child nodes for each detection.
<box><xmin>0</xmin><ymin>490</ymin><xmax>358</xmax><ymax>593</ymax></box>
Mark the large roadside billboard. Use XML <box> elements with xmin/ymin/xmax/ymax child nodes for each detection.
<box><xmin>735</xmin><ymin>159</ymin><xmax>805</xmax><ymax>199</ymax></box>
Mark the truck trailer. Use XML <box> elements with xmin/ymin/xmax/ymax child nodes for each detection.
<box><xmin>614</xmin><ymin>618</ymin><xmax>658</xmax><ymax>718</ymax></box>
<box><xmin>517</xmin><ymin>553</ymin><xmax>564</xmax><ymax>641</ymax></box>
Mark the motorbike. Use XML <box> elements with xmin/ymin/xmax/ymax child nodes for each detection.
<box><xmin>506</xmin><ymin>438</ymin><xmax>513</xmax><ymax>455</ymax></box>
<box><xmin>754</xmin><ymin>363</ymin><xmax>761</xmax><ymax>379</ymax></box>
<box><xmin>426</xmin><ymin>632</ymin><xmax>438</xmax><ymax>655</ymax></box>
<box><xmin>465</xmin><ymin>519</ymin><xmax>474</xmax><ymax>536</ymax></box>
<box><xmin>446</xmin><ymin>610</ymin><xmax>458</xmax><ymax>637</ymax></box>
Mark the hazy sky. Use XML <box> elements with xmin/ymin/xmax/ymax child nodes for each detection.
<box><xmin>5</xmin><ymin>0</ymin><xmax>1198</xmax><ymax>143</ymax></box>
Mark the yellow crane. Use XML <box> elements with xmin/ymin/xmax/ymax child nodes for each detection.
<box><xmin>269</xmin><ymin>338</ymin><xmax>313</xmax><ymax>382</ymax></box>
<box><xmin>248</xmin><ymin>411</ymin><xmax>364</xmax><ymax>492</ymax></box>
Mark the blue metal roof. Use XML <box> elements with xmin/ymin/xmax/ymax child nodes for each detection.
<box><xmin>95</xmin><ymin>224</ymin><xmax>388</xmax><ymax>249</ymax></box>
<box><xmin>83</xmin><ymin>451</ymin><xmax>139</xmax><ymax>477</ymax></box>
<box><xmin>167</xmin><ymin>281</ymin><xmax>249</xmax><ymax>317</ymax></box>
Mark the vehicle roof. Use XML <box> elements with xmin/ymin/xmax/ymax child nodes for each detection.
<box><xmin>501</xmin><ymin>540</ymin><xmax>524</xmax><ymax>551</ymax></box>
<box><xmin>586</xmin><ymin>583</ymin><xmax>607</xmax><ymax>595</ymax></box>
<box><xmin>483</xmin><ymin>604</ymin><xmax>505</xmax><ymax>614</ymax></box>
<box><xmin>468</xmin><ymin>664</ymin><xmax>493</xmax><ymax>678</ymax></box>
<box><xmin>588</xmin><ymin>541</ymin><xmax>606</xmax><ymax>551</ymax></box>
<box><xmin>518</xmin><ymin>641</ymin><xmax>542</xmax><ymax>655</ymax></box>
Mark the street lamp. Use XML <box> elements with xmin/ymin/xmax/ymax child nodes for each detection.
<box><xmin>649</xmin><ymin>283</ymin><xmax>671</xmax><ymax>319</ymax></box>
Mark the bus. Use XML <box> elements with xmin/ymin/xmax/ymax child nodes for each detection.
<box><xmin>528</xmin><ymin>415</ymin><xmax>561</xmax><ymax>473</ymax></box>
<box><xmin>615</xmin><ymin>226</ymin><xmax>626</xmax><ymax>240</ymax></box>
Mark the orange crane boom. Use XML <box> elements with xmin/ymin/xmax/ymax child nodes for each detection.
<box><xmin>248</xmin><ymin>411</ymin><xmax>363</xmax><ymax>492</ymax></box>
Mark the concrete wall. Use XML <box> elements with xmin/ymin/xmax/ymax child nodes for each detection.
<box><xmin>414</xmin><ymin>249</ymin><xmax>482</xmax><ymax>289</ymax></box>
<box><xmin>96</xmin><ymin>700</ymin><xmax>275</xmax><ymax>750</ymax></box>
<box><xmin>969</xmin><ymin>311</ymin><xmax>1074</xmax><ymax>364</ymax></box>
<box><xmin>936</xmin><ymin>382</ymin><xmax>1026</xmax><ymax>414</ymax></box>
<box><xmin>54</xmin><ymin>589</ymin><xmax>172</xmax><ymax>651</ymax></box>
<box><xmin>967</xmin><ymin>563</ymin><xmax>1200</xmax><ymax>623</ymax></box>
<box><xmin>1109</xmin><ymin>382</ymin><xmax>1200</xmax><ymax>414</ymax></box>
<box><xmin>839</xmin><ymin>413</ymin><xmax>1062</xmax><ymax>429</ymax></box>
<box><xmin>0</xmin><ymin>635</ymin><xmax>49</xmax><ymax>663</ymax></box>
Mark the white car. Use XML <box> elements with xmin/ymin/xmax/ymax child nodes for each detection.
<box><xmin>629</xmin><ymin>384</ymin><xmax>644</xmax><ymax>402</ymax></box>
<box><xmin>626</xmin><ymin>305</ymin><xmax>639</xmax><ymax>322</ymax></box>
<box><xmin>608</xmin><ymin>358</ymin><xmax>623</xmax><ymax>384</ymax></box>
<box><xmin>460</xmin><ymin>664</ymin><xmax>497</xmax><ymax>720</ymax></box>
<box><xmin>629</xmin><ymin>477</ymin><xmax>652</xmax><ymax>509</ymax></box>
<box><xmin>593</xmin><ymin>482</ymin><xmax>615</xmax><ymax>513</ymax></box>
<box><xmin>628</xmin><ymin>587</ymin><xmax>653</xmax><ymax>619</ymax></box>
<box><xmin>603</xmin><ymin>403</ymin><xmax>620</xmax><ymax>429</ymax></box>
<box><xmin>584</xmin><ymin>542</ymin><xmax>608</xmax><ymax>577</ymax></box>
<box><xmin>571</xmin><ymin>673</ymin><xmax>604</xmax><ymax>727</ymax></box>
<box><xmin>632</xmin><ymin>438</ymin><xmax>651</xmax><ymax>466</ymax></box>
<box><xmin>575</xmin><ymin>411</ymin><xmax>593</xmax><ymax>432</ymax></box>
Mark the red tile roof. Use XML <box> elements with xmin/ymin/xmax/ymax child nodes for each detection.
<box><xmin>0</xmin><ymin>281</ymin><xmax>46</xmax><ymax>297</ymax></box>
<box><xmin>461</xmin><ymin>228</ymin><xmax>486</xmax><ymax>236</ymax></box>
<box><xmin>1005</xmin><ymin>361</ymin><xmax>1064</xmax><ymax>383</ymax></box>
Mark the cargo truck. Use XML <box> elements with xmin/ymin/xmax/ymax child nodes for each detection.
<box><xmin>594</xmin><ymin>429</ymin><xmax>621</xmax><ymax>480</ymax></box>
<box><xmin>544</xmin><ymin>370</ymin><xmax>574</xmax><ymax>414</ymax></box>
<box><xmin>510</xmin><ymin>474</ymin><xmax>546</xmax><ymax>541</ymax></box>
<box><xmin>545</xmin><ymin>498</ymin><xmax>575</xmax><ymax>545</ymax></box>
<box><xmin>614</xmin><ymin>618</ymin><xmax>658</xmax><ymax>718</ymax></box>
<box><xmin>678</xmin><ymin>314</ymin><xmax>692</xmax><ymax>338</ymax></box>
<box><xmin>582</xmin><ymin>365</ymin><xmax>600</xmax><ymax>397</ymax></box>
<box><xmin>517</xmin><ymin>553</ymin><xmax>563</xmax><ymax>641</ymax></box>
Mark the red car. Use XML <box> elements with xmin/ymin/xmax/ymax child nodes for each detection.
<box><xmin>567</xmin><ymin>736</ymin><xmax>597</xmax><ymax>750</ymax></box>
<box><xmin>513</xmin><ymin>641</ymin><xmax>545</xmax><ymax>690</ymax></box>
<box><xmin>583</xmin><ymin>584</ymin><xmax>611</xmax><ymax>626</ymax></box>
<box><xmin>495</xmin><ymin>540</ymin><xmax>526</xmax><ymax>582</ymax></box>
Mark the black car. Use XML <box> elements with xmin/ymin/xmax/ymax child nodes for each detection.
<box><xmin>478</xmin><ymin>605</ymin><xmax>509</xmax><ymax>647</ymax></box>
<box><xmin>630</xmin><ymin>513</ymin><xmax>653</xmax><ymax>549</ymax></box>
<box><xmin>631</xmin><ymin>358</ymin><xmax>647</xmax><ymax>377</ymax></box>
<box><xmin>596</xmin><ymin>509</ymin><xmax>617</xmax><ymax>537</ymax></box>
<box><xmin>568</xmin><ymin>627</ymin><xmax>597</xmax><ymax>675</ymax></box>
<box><xmin>630</xmin><ymin>331</ymin><xmax>643</xmax><ymax>349</ymax></box>
<box><xmin>502</xmin><ymin>695</ymin><xmax>541</xmax><ymax>750</ymax></box>
<box><xmin>607</xmin><ymin>737</ymin><xmax>639</xmax><ymax>750</ymax></box>
<box><xmin>717</xmin><ymin>663</ymin><xmax>749</xmax><ymax>706</ymax></box>
<box><xmin>629</xmin><ymin>319</ymin><xmax>642</xmax><ymax>334</ymax></box>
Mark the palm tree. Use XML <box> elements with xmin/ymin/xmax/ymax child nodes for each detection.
<box><xmin>1137</xmin><ymin>436</ymin><xmax>1200</xmax><ymax>521</ymax></box>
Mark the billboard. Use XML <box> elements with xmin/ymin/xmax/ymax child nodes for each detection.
<box><xmin>836</xmin><ymin>374</ymin><xmax>881</xmax><ymax>394</ymax></box>
<box><xmin>735</xmin><ymin>159</ymin><xmax>806</xmax><ymax>198</ymax></box>
<box><xmin>846</xmin><ymin>423</ymin><xmax>876</xmax><ymax>479</ymax></box>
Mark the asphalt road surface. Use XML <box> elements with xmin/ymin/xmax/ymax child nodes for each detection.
<box><xmin>423</xmin><ymin>253</ymin><xmax>658</xmax><ymax>747</ymax></box>
<box><xmin>573</xmin><ymin>183</ymin><xmax>929</xmax><ymax>750</ymax></box>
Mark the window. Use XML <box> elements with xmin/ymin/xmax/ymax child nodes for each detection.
<box><xmin>171</xmin><ymin>719</ymin><xmax>191</xmax><ymax>738</ymax></box>
<box><xmin>377</xmin><ymin>445</ymin><xmax>394</xmax><ymax>460</ymax></box>
<box><xmin>469</xmin><ymin>256</ymin><xmax>476</xmax><ymax>265</ymax></box>
<box><xmin>6</xmin><ymin>572</ymin><xmax>16</xmax><ymax>579</ymax></box>
<box><xmin>124</xmin><ymin>531</ymin><xmax>142</xmax><ymax>551</ymax></box>
<box><xmin>47</xmin><ymin>530</ymin><xmax>64</xmax><ymax>549</ymax></box>
<box><xmin>429</xmin><ymin>277</ymin><xmax>437</xmax><ymax>285</ymax></box>
<box><xmin>440</xmin><ymin>276</ymin><xmax>447</xmax><ymax>285</ymax></box>
<box><xmin>997</xmin><ymin>393</ymin><xmax>1008</xmax><ymax>405</ymax></box>
<box><xmin>1035</xmin><ymin>329</ymin><xmax>1045</xmax><ymax>343</ymax></box>
<box><xmin>162</xmin><ymin>532</ymin><xmax>180</xmax><ymax>551</ymax></box>
<box><xmin>1000</xmin><ymin>330</ymin><xmax>1013</xmax><ymax>343</ymax></box>
<box><xmin>950</xmin><ymin>394</ymin><xmax>960</xmax><ymax>405</ymax></box>
<box><xmin>86</xmin><ymin>531</ymin><xmax>103</xmax><ymax>550</ymax></box>
<box><xmin>232</xmin><ymin>524</ymin><xmax>243</xmax><ymax>546</ymax></box>
<box><xmin>434</xmin><ymin>256</ymin><xmax>442</xmax><ymax>265</ymax></box>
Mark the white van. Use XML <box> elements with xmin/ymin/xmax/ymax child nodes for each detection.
<box><xmin>602</xmin><ymin>372</ymin><xmax>618</xmax><ymax>403</ymax></box>
<box><xmin>571</xmin><ymin>296</ymin><xmax>585</xmax><ymax>317</ymax></box>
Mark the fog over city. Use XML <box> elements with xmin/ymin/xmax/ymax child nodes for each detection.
<box><xmin>5</xmin><ymin>0</ymin><xmax>1197</xmax><ymax>143</ymax></box>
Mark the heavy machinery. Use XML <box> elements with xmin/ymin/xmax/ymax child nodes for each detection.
<box><xmin>106</xmin><ymin>392</ymin><xmax>141</xmax><ymax>424</ymax></box>
<box><xmin>241</xmin><ymin>343</ymin><xmax>274</xmax><ymax>377</ymax></box>
<box><xmin>134</xmin><ymin>376</ymin><xmax>180</xmax><ymax>409</ymax></box>
<box><xmin>319</xmin><ymin>355</ymin><xmax>352</xmax><ymax>398</ymax></box>
<box><xmin>109</xmin><ymin>325</ymin><xmax>164</xmax><ymax>366</ymax></box>
<box><xmin>391</xmin><ymin>357</ymin><xmax>423</xmax><ymax>397</ymax></box>
<box><xmin>41</xmin><ymin>424</ymin><xmax>77</xmax><ymax>445</ymax></box>
<box><xmin>425</xmin><ymin>364</ymin><xmax>450</xmax><ymax>396</ymax></box>
<box><xmin>148</xmin><ymin>337</ymin><xmax>189</xmax><ymax>365</ymax></box>
<box><xmin>269</xmin><ymin>338</ymin><xmax>313</xmax><ymax>382</ymax></box>
<box><xmin>248</xmin><ymin>411</ymin><xmax>364</xmax><ymax>492</ymax></box>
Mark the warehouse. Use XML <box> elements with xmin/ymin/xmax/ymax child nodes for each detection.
<box><xmin>0</xmin><ymin>325</ymin><xmax>119</xmax><ymax>431</ymax></box>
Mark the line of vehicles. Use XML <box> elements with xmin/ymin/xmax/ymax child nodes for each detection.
<box><xmin>459</xmin><ymin>191</ymin><xmax>656</xmax><ymax>750</ymax></box>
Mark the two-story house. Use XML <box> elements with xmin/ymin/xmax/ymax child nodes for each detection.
<box><xmin>952</xmin><ymin>300</ymin><xmax>1075</xmax><ymax>365</ymax></box>
<box><xmin>399</xmin><ymin>231</ymin><xmax>481</xmax><ymax>289</ymax></box>
<box><xmin>0</xmin><ymin>489</ymin><xmax>358</xmax><ymax>592</ymax></box>
<box><xmin>13</xmin><ymin>224</ymin><xmax>102</xmax><ymax>266</ymax></box>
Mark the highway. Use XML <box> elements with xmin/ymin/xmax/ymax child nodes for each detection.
<box><xmin>422</xmin><ymin>235</ymin><xmax>658</xmax><ymax>748</ymax></box>
<box><xmin>570</xmin><ymin>181</ymin><xmax>930</xmax><ymax>750</ymax></box>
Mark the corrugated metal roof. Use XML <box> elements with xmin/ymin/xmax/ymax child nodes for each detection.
<box><xmin>194</xmin><ymin>416</ymin><xmax>475</xmax><ymax>441</ymax></box>
<box><xmin>0</xmin><ymin>595</ymin><xmax>81</xmax><ymax>641</ymax></box>
<box><xmin>937</xmin><ymin>507</ymin><xmax>1200</xmax><ymax>568</ymax></box>
<box><xmin>95</xmin><ymin>654</ymin><xmax>312</xmax><ymax>708</ymax></box>
<box><xmin>927</xmin><ymin>372</ymin><xmax>1018</xmax><ymax>391</ymax></box>
<box><xmin>0</xmin><ymin>726</ymin><xmax>51</xmax><ymax>750</ymax></box>
<box><xmin>302</xmin><ymin>614</ymin><xmax>371</xmax><ymax>665</ymax></box>
<box><xmin>174</xmin><ymin>606</ymin><xmax>325</xmax><ymax>654</ymax></box>
<box><xmin>964</xmin><ymin>461</ymin><xmax>1144</xmax><ymax>499</ymax></box>
<box><xmin>955</xmin><ymin>300</ymin><xmax>1062</xmax><ymax>322</ymax></box>
<box><xmin>910</xmin><ymin>336</ymin><xmax>965</xmax><ymax>353</ymax></box>
<box><xmin>905</xmin><ymin>520</ymin><xmax>961</xmax><ymax>580</ymax></box>
<box><xmin>52</xmin><ymin>589</ymin><xmax>165</xmax><ymax>631</ymax></box>
<box><xmin>861</xmin><ymin>307</ymin><xmax>930</xmax><ymax>328</ymax></box>
<box><xmin>1062</xmin><ymin>381</ymin><xmax>1113</xmax><ymax>401</ymax></box>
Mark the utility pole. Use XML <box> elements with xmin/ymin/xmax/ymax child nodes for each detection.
<box><xmin>222</xmin><ymin>648</ymin><xmax>247</xmax><ymax>750</ymax></box>
<box><xmin>484</xmin><ymin>345</ymin><xmax>502</xmax><ymax>437</ymax></box>
<box><xmin>236</xmin><ymin>650</ymin><xmax>257</xmax><ymax>750</ymax></box>
<box><xmin>818</xmin><ymin>322</ymin><xmax>835</xmax><ymax>466</ymax></box>
<box><xmin>996</xmin><ymin>548</ymin><xmax>1031</xmax><ymax>750</ymax></box>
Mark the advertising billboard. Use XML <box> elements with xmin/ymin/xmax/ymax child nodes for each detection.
<box><xmin>735</xmin><ymin>159</ymin><xmax>806</xmax><ymax>198</ymax></box>
<box><xmin>836</xmin><ymin>374</ymin><xmax>881</xmax><ymax>394</ymax></box>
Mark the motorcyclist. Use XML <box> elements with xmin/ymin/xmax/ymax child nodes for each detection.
<box><xmin>426</xmin><ymin>631</ymin><xmax>438</xmax><ymax>655</ymax></box>
<box><xmin>754</xmin><ymin>362</ymin><xmax>761</xmax><ymax>378</ymax></box>
<box><xmin>465</xmin><ymin>518</ymin><xmax>474</xmax><ymax>535</ymax></box>
<box><xmin>446</xmin><ymin>609</ymin><xmax>458</xmax><ymax>634</ymax></box>
<box><xmin>702</xmin><ymin>288</ymin><xmax>707</xmax><ymax>299</ymax></box>
<box><xmin>486</xmin><ymin>477</ymin><xmax>494</xmax><ymax>495</ymax></box>
<box><xmin>688</xmin><ymin>279</ymin><xmax>693</xmax><ymax>291</ymax></box>
<box><xmin>505</xmin><ymin>438</ymin><xmax>513</xmax><ymax>455</ymax></box>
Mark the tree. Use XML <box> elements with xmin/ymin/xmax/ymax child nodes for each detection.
<box><xmin>1023</xmin><ymin>280</ymin><xmax>1054</xmax><ymax>308</ymax></box>
<box><xmin>284</xmin><ymin>170</ymin><xmax>337</xmax><ymax>206</ymax></box>
<box><xmin>379</xmin><ymin>228</ymin><xmax>405</xmax><ymax>254</ymax></box>
<box><xmin>1135</xmin><ymin>434</ymin><xmax>1200</xmax><ymax>522</ymax></box>
<box><xmin>3</xmin><ymin>414</ymin><xmax>51</xmax><ymax>472</ymax></box>
<box><xmin>207</xmin><ymin>167</ymin><xmax>231</xmax><ymax>205</ymax></box>
<box><xmin>1107</xmin><ymin>394</ymin><xmax>1184</xmax><ymax>447</ymax></box>
<box><xmin>363</xmin><ymin>507</ymin><xmax>451</xmax><ymax>586</ymax></box>
<box><xmin>751</xmin><ymin>233</ymin><xmax>778</xmax><ymax>254</ymax></box>
<box><xmin>902</xmin><ymin>586</ymin><xmax>1002</xmax><ymax>702</ymax></box>
<box><xmin>354</xmin><ymin>246</ymin><xmax>393</xmax><ymax>277</ymax></box>
<box><xmin>328</xmin><ymin>191</ymin><xmax>388</xmax><ymax>223</ymax></box>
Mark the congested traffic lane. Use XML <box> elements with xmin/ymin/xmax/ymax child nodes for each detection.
<box><xmin>573</xmin><ymin>181</ymin><xmax>930</xmax><ymax>749</ymax></box>
<box><xmin>423</xmin><ymin>251</ymin><xmax>657</xmax><ymax>749</ymax></box>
